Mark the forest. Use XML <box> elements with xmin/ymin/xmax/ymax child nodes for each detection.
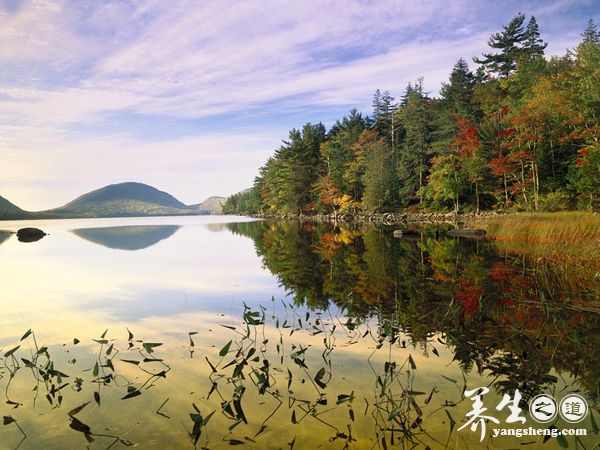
<box><xmin>224</xmin><ymin>15</ymin><xmax>600</xmax><ymax>216</ymax></box>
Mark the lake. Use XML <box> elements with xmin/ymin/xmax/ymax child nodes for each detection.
<box><xmin>0</xmin><ymin>216</ymin><xmax>598</xmax><ymax>449</ymax></box>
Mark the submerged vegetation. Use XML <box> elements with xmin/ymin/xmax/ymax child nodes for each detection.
<box><xmin>1</xmin><ymin>298</ymin><xmax>598</xmax><ymax>449</ymax></box>
<box><xmin>224</xmin><ymin>17</ymin><xmax>600</xmax><ymax>217</ymax></box>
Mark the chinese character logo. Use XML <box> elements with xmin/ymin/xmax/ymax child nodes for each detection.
<box><xmin>559</xmin><ymin>394</ymin><xmax>588</xmax><ymax>424</ymax></box>
<box><xmin>458</xmin><ymin>387</ymin><xmax>500</xmax><ymax>442</ymax></box>
<box><xmin>529</xmin><ymin>394</ymin><xmax>558</xmax><ymax>423</ymax></box>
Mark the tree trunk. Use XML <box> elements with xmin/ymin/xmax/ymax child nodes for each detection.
<box><xmin>475</xmin><ymin>181</ymin><xmax>480</xmax><ymax>214</ymax></box>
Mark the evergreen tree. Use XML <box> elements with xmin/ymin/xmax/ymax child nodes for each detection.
<box><xmin>523</xmin><ymin>16</ymin><xmax>548</xmax><ymax>61</ymax></box>
<box><xmin>372</xmin><ymin>89</ymin><xmax>398</xmax><ymax>146</ymax></box>
<box><xmin>397</xmin><ymin>79</ymin><xmax>435</xmax><ymax>206</ymax></box>
<box><xmin>474</xmin><ymin>14</ymin><xmax>546</xmax><ymax>78</ymax></box>
<box><xmin>566</xmin><ymin>19</ymin><xmax>600</xmax><ymax>208</ymax></box>
<box><xmin>439</xmin><ymin>58</ymin><xmax>477</xmax><ymax>117</ymax></box>
<box><xmin>357</xmin><ymin>130</ymin><xmax>397</xmax><ymax>211</ymax></box>
<box><xmin>474</xmin><ymin>13</ymin><xmax>527</xmax><ymax>77</ymax></box>
<box><xmin>320</xmin><ymin>109</ymin><xmax>367</xmax><ymax>196</ymax></box>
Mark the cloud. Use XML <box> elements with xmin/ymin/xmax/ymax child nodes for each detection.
<box><xmin>0</xmin><ymin>0</ymin><xmax>596</xmax><ymax>209</ymax></box>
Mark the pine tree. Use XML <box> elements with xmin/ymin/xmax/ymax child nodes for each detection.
<box><xmin>372</xmin><ymin>89</ymin><xmax>397</xmax><ymax>146</ymax></box>
<box><xmin>474</xmin><ymin>14</ymin><xmax>546</xmax><ymax>78</ymax></box>
<box><xmin>439</xmin><ymin>58</ymin><xmax>477</xmax><ymax>117</ymax></box>
<box><xmin>397</xmin><ymin>79</ymin><xmax>435</xmax><ymax>206</ymax></box>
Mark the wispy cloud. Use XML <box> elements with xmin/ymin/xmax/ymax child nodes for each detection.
<box><xmin>0</xmin><ymin>0</ymin><xmax>596</xmax><ymax>209</ymax></box>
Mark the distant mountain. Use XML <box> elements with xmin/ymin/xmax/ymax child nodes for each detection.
<box><xmin>0</xmin><ymin>195</ymin><xmax>31</xmax><ymax>219</ymax></box>
<box><xmin>0</xmin><ymin>182</ymin><xmax>227</xmax><ymax>219</ymax></box>
<box><xmin>49</xmin><ymin>182</ymin><xmax>195</xmax><ymax>218</ymax></box>
<box><xmin>190</xmin><ymin>196</ymin><xmax>225</xmax><ymax>215</ymax></box>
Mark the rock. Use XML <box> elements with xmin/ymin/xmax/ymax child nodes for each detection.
<box><xmin>393</xmin><ymin>229</ymin><xmax>419</xmax><ymax>238</ymax></box>
<box><xmin>17</xmin><ymin>227</ymin><xmax>47</xmax><ymax>242</ymax></box>
<box><xmin>447</xmin><ymin>228</ymin><xmax>486</xmax><ymax>238</ymax></box>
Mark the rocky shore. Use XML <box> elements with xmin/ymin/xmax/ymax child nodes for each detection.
<box><xmin>254</xmin><ymin>210</ymin><xmax>503</xmax><ymax>225</ymax></box>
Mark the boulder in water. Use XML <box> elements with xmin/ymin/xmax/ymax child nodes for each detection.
<box><xmin>17</xmin><ymin>227</ymin><xmax>47</xmax><ymax>242</ymax></box>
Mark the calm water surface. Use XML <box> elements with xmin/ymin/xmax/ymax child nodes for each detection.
<box><xmin>0</xmin><ymin>216</ymin><xmax>598</xmax><ymax>449</ymax></box>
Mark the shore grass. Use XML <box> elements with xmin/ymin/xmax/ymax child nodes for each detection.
<box><xmin>475</xmin><ymin>211</ymin><xmax>600</xmax><ymax>269</ymax></box>
<box><xmin>472</xmin><ymin>212</ymin><xmax>600</xmax><ymax>306</ymax></box>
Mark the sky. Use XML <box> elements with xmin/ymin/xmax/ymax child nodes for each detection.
<box><xmin>1</xmin><ymin>0</ymin><xmax>598</xmax><ymax>211</ymax></box>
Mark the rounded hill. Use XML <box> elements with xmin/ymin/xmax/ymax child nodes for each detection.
<box><xmin>65</xmin><ymin>182</ymin><xmax>187</xmax><ymax>209</ymax></box>
<box><xmin>53</xmin><ymin>182</ymin><xmax>192</xmax><ymax>217</ymax></box>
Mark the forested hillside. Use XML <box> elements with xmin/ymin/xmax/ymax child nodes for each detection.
<box><xmin>224</xmin><ymin>16</ymin><xmax>600</xmax><ymax>216</ymax></box>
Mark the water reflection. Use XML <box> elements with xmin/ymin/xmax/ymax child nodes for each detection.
<box><xmin>227</xmin><ymin>220</ymin><xmax>600</xmax><ymax>402</ymax></box>
<box><xmin>0</xmin><ymin>230</ymin><xmax>12</xmax><ymax>246</ymax></box>
<box><xmin>71</xmin><ymin>225</ymin><xmax>181</xmax><ymax>250</ymax></box>
<box><xmin>0</xmin><ymin>218</ymin><xmax>598</xmax><ymax>449</ymax></box>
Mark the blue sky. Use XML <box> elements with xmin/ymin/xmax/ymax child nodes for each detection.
<box><xmin>1</xmin><ymin>0</ymin><xmax>598</xmax><ymax>211</ymax></box>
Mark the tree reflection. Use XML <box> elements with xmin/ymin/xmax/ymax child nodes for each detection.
<box><xmin>227</xmin><ymin>220</ymin><xmax>600</xmax><ymax>405</ymax></box>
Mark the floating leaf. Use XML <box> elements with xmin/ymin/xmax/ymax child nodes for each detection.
<box><xmin>142</xmin><ymin>342</ymin><xmax>162</xmax><ymax>354</ymax></box>
<box><xmin>314</xmin><ymin>367</ymin><xmax>328</xmax><ymax>389</ymax></box>
<box><xmin>68</xmin><ymin>401</ymin><xmax>91</xmax><ymax>417</ymax></box>
<box><xmin>336</xmin><ymin>393</ymin><xmax>354</xmax><ymax>405</ymax></box>
<box><xmin>126</xmin><ymin>328</ymin><xmax>134</xmax><ymax>341</ymax></box>
<box><xmin>120</xmin><ymin>359</ymin><xmax>140</xmax><ymax>366</ymax></box>
<box><xmin>94</xmin><ymin>391</ymin><xmax>100</xmax><ymax>405</ymax></box>
<box><xmin>122</xmin><ymin>389</ymin><xmax>141</xmax><ymax>400</ymax></box>
<box><xmin>3</xmin><ymin>346</ymin><xmax>20</xmax><ymax>358</ymax></box>
<box><xmin>432</xmin><ymin>347</ymin><xmax>439</xmax><ymax>356</ymax></box>
<box><xmin>100</xmin><ymin>329</ymin><xmax>108</xmax><ymax>339</ymax></box>
<box><xmin>69</xmin><ymin>417</ymin><xmax>92</xmax><ymax>434</ymax></box>
<box><xmin>219</xmin><ymin>340</ymin><xmax>233</xmax><ymax>357</ymax></box>
<box><xmin>3</xmin><ymin>416</ymin><xmax>16</xmax><ymax>425</ymax></box>
<box><xmin>408</xmin><ymin>355</ymin><xmax>417</xmax><ymax>370</ymax></box>
<box><xmin>425</xmin><ymin>387</ymin><xmax>436</xmax><ymax>405</ymax></box>
<box><xmin>92</xmin><ymin>362</ymin><xmax>99</xmax><ymax>377</ymax></box>
<box><xmin>233</xmin><ymin>399</ymin><xmax>247</xmax><ymax>424</ymax></box>
<box><xmin>292</xmin><ymin>357</ymin><xmax>307</xmax><ymax>369</ymax></box>
<box><xmin>73</xmin><ymin>338</ymin><xmax>80</xmax><ymax>345</ymax></box>
<box><xmin>222</xmin><ymin>402</ymin><xmax>235</xmax><ymax>419</ymax></box>
<box><xmin>228</xmin><ymin>439</ymin><xmax>245</xmax><ymax>445</ymax></box>
<box><xmin>205</xmin><ymin>357</ymin><xmax>217</xmax><ymax>373</ymax></box>
<box><xmin>21</xmin><ymin>358</ymin><xmax>33</xmax><ymax>367</ymax></box>
<box><xmin>20</xmin><ymin>329</ymin><xmax>32</xmax><ymax>341</ymax></box>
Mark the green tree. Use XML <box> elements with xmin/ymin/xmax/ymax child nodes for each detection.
<box><xmin>474</xmin><ymin>14</ymin><xmax>546</xmax><ymax>79</ymax></box>
<box><xmin>320</xmin><ymin>109</ymin><xmax>367</xmax><ymax>196</ymax></box>
<box><xmin>566</xmin><ymin>19</ymin><xmax>600</xmax><ymax>208</ymax></box>
<box><xmin>397</xmin><ymin>79</ymin><xmax>435</xmax><ymax>206</ymax></box>
<box><xmin>260</xmin><ymin>123</ymin><xmax>326</xmax><ymax>214</ymax></box>
<box><xmin>439</xmin><ymin>58</ymin><xmax>477</xmax><ymax>118</ymax></box>
<box><xmin>372</xmin><ymin>89</ymin><xmax>398</xmax><ymax>146</ymax></box>
<box><xmin>357</xmin><ymin>130</ymin><xmax>397</xmax><ymax>211</ymax></box>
